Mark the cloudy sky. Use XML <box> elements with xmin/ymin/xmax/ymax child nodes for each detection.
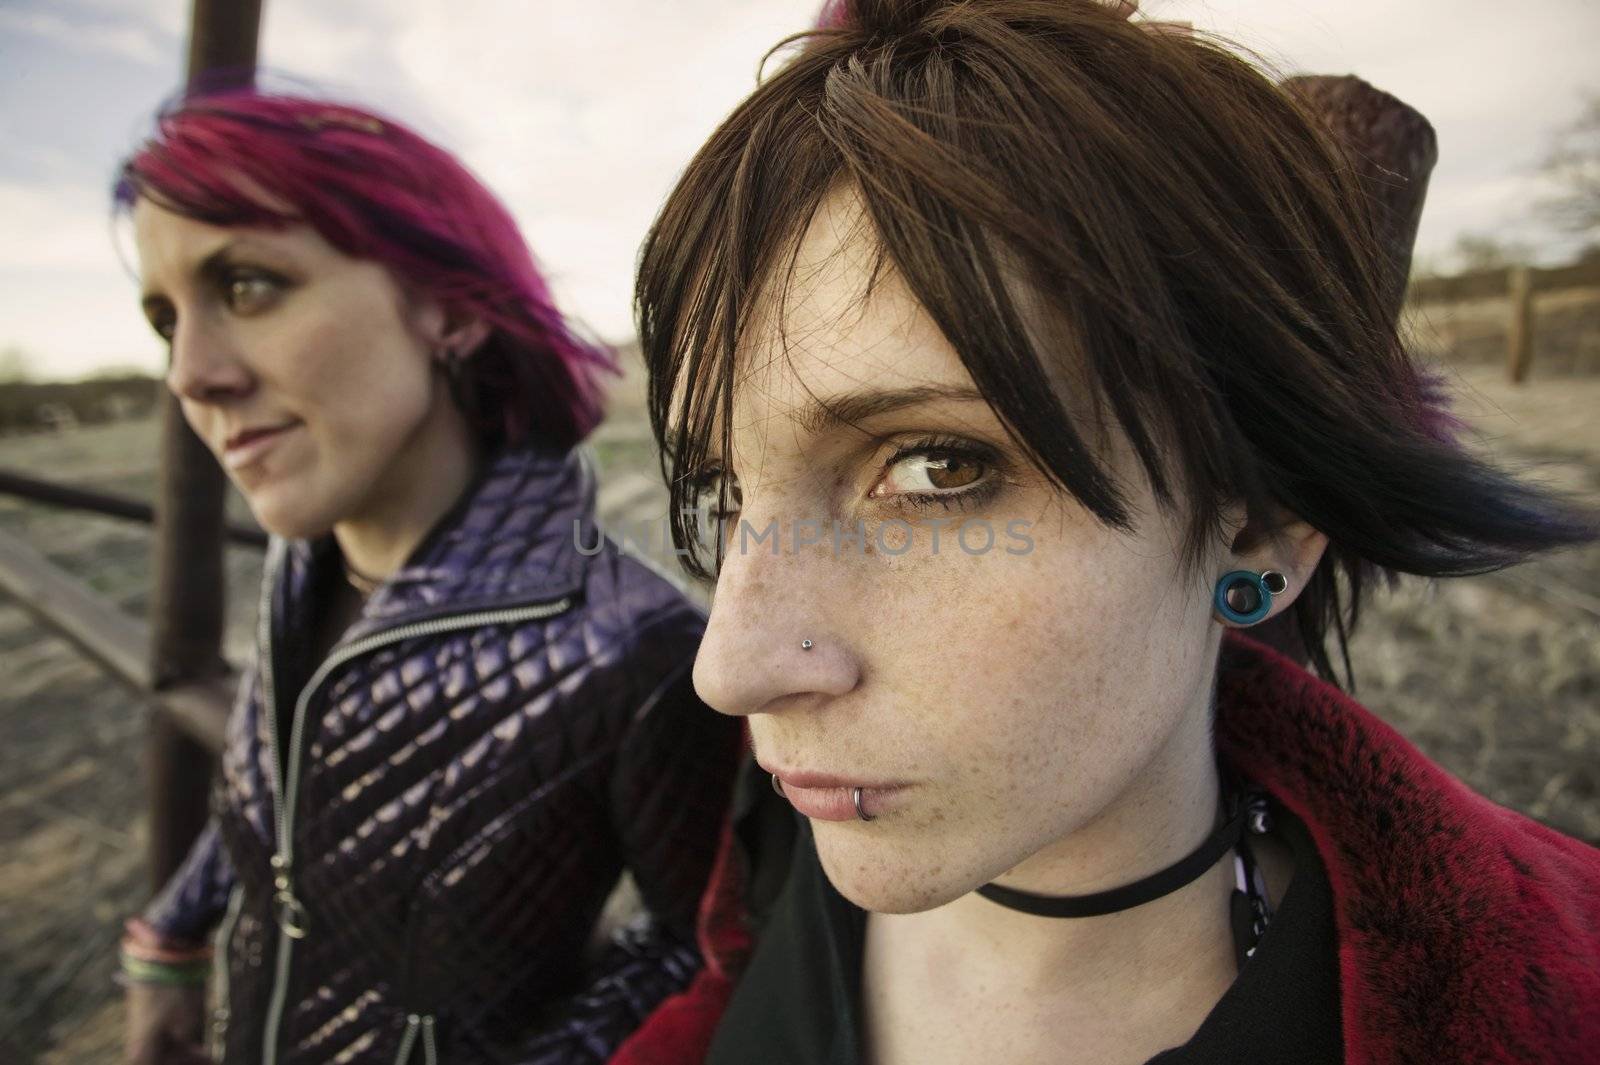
<box><xmin>1</xmin><ymin>0</ymin><xmax>1596</xmax><ymax>380</ymax></box>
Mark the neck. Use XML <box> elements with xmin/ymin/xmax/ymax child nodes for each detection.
<box><xmin>333</xmin><ymin>395</ymin><xmax>483</xmax><ymax>584</ymax></box>
<box><xmin>871</xmin><ymin>686</ymin><xmax>1238</xmax><ymax>1014</ymax></box>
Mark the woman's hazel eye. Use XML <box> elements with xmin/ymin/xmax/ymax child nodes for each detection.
<box><xmin>226</xmin><ymin>274</ymin><xmax>279</xmax><ymax>313</ymax></box>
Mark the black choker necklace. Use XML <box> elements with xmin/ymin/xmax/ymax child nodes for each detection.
<box><xmin>974</xmin><ymin>788</ymin><xmax>1278</xmax><ymax>969</ymax></box>
<box><xmin>977</xmin><ymin>797</ymin><xmax>1248</xmax><ymax>919</ymax></box>
<box><xmin>977</xmin><ymin>789</ymin><xmax>1276</xmax><ymax>967</ymax></box>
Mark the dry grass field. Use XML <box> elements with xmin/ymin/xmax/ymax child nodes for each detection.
<box><xmin>0</xmin><ymin>347</ymin><xmax>1596</xmax><ymax>1061</ymax></box>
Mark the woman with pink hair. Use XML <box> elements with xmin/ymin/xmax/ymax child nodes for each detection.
<box><xmin>114</xmin><ymin>91</ymin><xmax>736</xmax><ymax>1065</ymax></box>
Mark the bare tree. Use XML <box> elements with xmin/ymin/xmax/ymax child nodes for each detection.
<box><xmin>1538</xmin><ymin>91</ymin><xmax>1600</xmax><ymax>238</ymax></box>
<box><xmin>1450</xmin><ymin>231</ymin><xmax>1531</xmax><ymax>273</ymax></box>
<box><xmin>0</xmin><ymin>345</ymin><xmax>34</xmax><ymax>384</ymax></box>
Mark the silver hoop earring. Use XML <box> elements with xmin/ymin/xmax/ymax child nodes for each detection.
<box><xmin>853</xmin><ymin>787</ymin><xmax>874</xmax><ymax>822</ymax></box>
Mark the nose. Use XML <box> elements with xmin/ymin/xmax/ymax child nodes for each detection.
<box><xmin>165</xmin><ymin>314</ymin><xmax>253</xmax><ymax>405</ymax></box>
<box><xmin>692</xmin><ymin>515</ymin><xmax>862</xmax><ymax>717</ymax></box>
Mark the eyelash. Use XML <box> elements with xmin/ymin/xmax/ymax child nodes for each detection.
<box><xmin>683</xmin><ymin>434</ymin><xmax>1005</xmax><ymax>518</ymax></box>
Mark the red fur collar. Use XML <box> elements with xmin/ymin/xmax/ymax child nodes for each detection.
<box><xmin>615</xmin><ymin>634</ymin><xmax>1600</xmax><ymax>1064</ymax></box>
<box><xmin>1214</xmin><ymin>634</ymin><xmax>1600</xmax><ymax>1063</ymax></box>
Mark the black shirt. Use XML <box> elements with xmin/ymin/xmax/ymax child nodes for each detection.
<box><xmin>707</xmin><ymin>764</ymin><xmax>1343</xmax><ymax>1064</ymax></box>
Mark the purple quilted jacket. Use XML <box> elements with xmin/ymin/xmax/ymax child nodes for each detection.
<box><xmin>142</xmin><ymin>443</ymin><xmax>739</xmax><ymax>1064</ymax></box>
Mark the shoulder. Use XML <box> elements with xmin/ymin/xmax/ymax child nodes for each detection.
<box><xmin>1216</xmin><ymin>633</ymin><xmax>1600</xmax><ymax>1064</ymax></box>
<box><xmin>576</xmin><ymin>525</ymin><xmax>708</xmax><ymax>679</ymax></box>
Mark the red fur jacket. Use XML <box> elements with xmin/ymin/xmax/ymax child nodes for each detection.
<box><xmin>610</xmin><ymin>633</ymin><xmax>1600</xmax><ymax>1064</ymax></box>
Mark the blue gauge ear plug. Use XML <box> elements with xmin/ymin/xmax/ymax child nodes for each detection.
<box><xmin>1214</xmin><ymin>570</ymin><xmax>1288</xmax><ymax>625</ymax></box>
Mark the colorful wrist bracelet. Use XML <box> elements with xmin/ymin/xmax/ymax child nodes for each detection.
<box><xmin>119</xmin><ymin>951</ymin><xmax>211</xmax><ymax>986</ymax></box>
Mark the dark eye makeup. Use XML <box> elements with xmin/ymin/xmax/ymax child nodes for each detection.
<box><xmin>679</xmin><ymin>431</ymin><xmax>1008</xmax><ymax>523</ymax></box>
<box><xmin>878</xmin><ymin>434</ymin><xmax>1006</xmax><ymax>512</ymax></box>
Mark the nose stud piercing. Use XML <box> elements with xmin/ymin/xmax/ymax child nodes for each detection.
<box><xmin>801</xmin><ymin>639</ymin><xmax>813</xmax><ymax>651</ymax></box>
<box><xmin>1213</xmin><ymin>569</ymin><xmax>1288</xmax><ymax>625</ymax></box>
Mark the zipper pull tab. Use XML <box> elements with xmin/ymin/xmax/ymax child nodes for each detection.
<box><xmin>395</xmin><ymin>1013</ymin><xmax>437</xmax><ymax>1065</ymax></box>
<box><xmin>269</xmin><ymin>853</ymin><xmax>309</xmax><ymax>939</ymax></box>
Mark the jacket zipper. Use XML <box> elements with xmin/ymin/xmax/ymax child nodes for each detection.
<box><xmin>257</xmin><ymin>565</ymin><xmax>573</xmax><ymax>1065</ymax></box>
<box><xmin>209</xmin><ymin>883</ymin><xmax>246</xmax><ymax>1061</ymax></box>
<box><xmin>211</xmin><ymin>537</ymin><xmax>287</xmax><ymax>1062</ymax></box>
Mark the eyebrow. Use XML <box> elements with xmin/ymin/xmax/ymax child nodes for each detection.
<box><xmin>793</xmin><ymin>384</ymin><xmax>990</xmax><ymax>436</ymax></box>
<box><xmin>139</xmin><ymin>240</ymin><xmax>252</xmax><ymax>308</ymax></box>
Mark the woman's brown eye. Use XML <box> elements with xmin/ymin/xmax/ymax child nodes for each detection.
<box><xmin>880</xmin><ymin>451</ymin><xmax>987</xmax><ymax>495</ymax></box>
<box><xmin>923</xmin><ymin>454</ymin><xmax>983</xmax><ymax>490</ymax></box>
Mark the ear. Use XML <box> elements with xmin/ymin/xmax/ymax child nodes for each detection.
<box><xmin>410</xmin><ymin>295</ymin><xmax>491</xmax><ymax>362</ymax></box>
<box><xmin>1218</xmin><ymin>502</ymin><xmax>1329</xmax><ymax>625</ymax></box>
<box><xmin>437</xmin><ymin>313</ymin><xmax>491</xmax><ymax>361</ymax></box>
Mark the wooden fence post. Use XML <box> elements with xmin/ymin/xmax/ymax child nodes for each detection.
<box><xmin>1506</xmin><ymin>265</ymin><xmax>1535</xmax><ymax>385</ymax></box>
<box><xmin>1263</xmin><ymin>75</ymin><xmax>1435</xmax><ymax>668</ymax></box>
<box><xmin>146</xmin><ymin>0</ymin><xmax>263</xmax><ymax>894</ymax></box>
<box><xmin>1283</xmin><ymin>75</ymin><xmax>1437</xmax><ymax>325</ymax></box>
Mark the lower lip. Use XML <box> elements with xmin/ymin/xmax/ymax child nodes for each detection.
<box><xmin>223</xmin><ymin>424</ymin><xmax>295</xmax><ymax>471</ymax></box>
<box><xmin>780</xmin><ymin>783</ymin><xmax>906</xmax><ymax>822</ymax></box>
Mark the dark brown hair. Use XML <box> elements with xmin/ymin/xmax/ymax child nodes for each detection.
<box><xmin>637</xmin><ymin>0</ymin><xmax>1595</xmax><ymax>685</ymax></box>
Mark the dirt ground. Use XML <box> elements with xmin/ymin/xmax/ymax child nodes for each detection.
<box><xmin>0</xmin><ymin>357</ymin><xmax>1596</xmax><ymax>1062</ymax></box>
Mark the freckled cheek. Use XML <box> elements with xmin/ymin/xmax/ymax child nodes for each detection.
<box><xmin>888</xmin><ymin>549</ymin><xmax>1149</xmax><ymax>790</ymax></box>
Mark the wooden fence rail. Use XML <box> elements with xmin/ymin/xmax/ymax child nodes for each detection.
<box><xmin>1406</xmin><ymin>256</ymin><xmax>1600</xmax><ymax>383</ymax></box>
<box><xmin>0</xmin><ymin>469</ymin><xmax>267</xmax><ymax>548</ymax></box>
<box><xmin>0</xmin><ymin>526</ymin><xmax>231</xmax><ymax>753</ymax></box>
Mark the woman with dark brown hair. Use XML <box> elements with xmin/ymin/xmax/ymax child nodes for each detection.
<box><xmin>608</xmin><ymin>1</ymin><xmax>1600</xmax><ymax>1062</ymax></box>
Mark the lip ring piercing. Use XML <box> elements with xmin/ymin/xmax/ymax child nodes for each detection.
<box><xmin>771</xmin><ymin>773</ymin><xmax>875</xmax><ymax>823</ymax></box>
<box><xmin>1213</xmin><ymin>569</ymin><xmax>1288</xmax><ymax>626</ymax></box>
<box><xmin>854</xmin><ymin>787</ymin><xmax>874</xmax><ymax>822</ymax></box>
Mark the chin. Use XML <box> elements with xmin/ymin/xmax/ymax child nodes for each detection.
<box><xmin>811</xmin><ymin>822</ymin><xmax>977</xmax><ymax>914</ymax></box>
<box><xmin>242</xmin><ymin>485</ymin><xmax>337</xmax><ymax>543</ymax></box>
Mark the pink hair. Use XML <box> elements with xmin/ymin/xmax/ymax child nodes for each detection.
<box><xmin>115</xmin><ymin>90</ymin><xmax>616</xmax><ymax>448</ymax></box>
<box><xmin>813</xmin><ymin>0</ymin><xmax>851</xmax><ymax>29</ymax></box>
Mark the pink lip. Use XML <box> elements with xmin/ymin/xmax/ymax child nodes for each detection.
<box><xmin>761</xmin><ymin>762</ymin><xmax>909</xmax><ymax>823</ymax></box>
<box><xmin>221</xmin><ymin>421</ymin><xmax>297</xmax><ymax>471</ymax></box>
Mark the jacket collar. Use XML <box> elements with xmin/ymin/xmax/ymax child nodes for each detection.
<box><xmin>1214</xmin><ymin>633</ymin><xmax>1600</xmax><ymax>1065</ymax></box>
<box><xmin>279</xmin><ymin>442</ymin><xmax>601</xmax><ymax>644</ymax></box>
